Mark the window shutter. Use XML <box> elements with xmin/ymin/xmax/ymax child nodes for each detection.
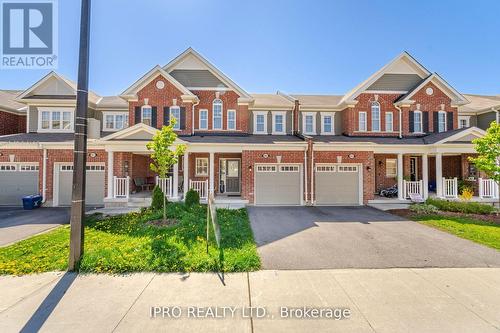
<box><xmin>423</xmin><ymin>112</ymin><xmax>429</xmax><ymax>133</ymax></box>
<box><xmin>433</xmin><ymin>112</ymin><xmax>439</xmax><ymax>132</ymax></box>
<box><xmin>163</xmin><ymin>106</ymin><xmax>170</xmax><ymax>126</ymax></box>
<box><xmin>409</xmin><ymin>111</ymin><xmax>414</xmax><ymax>133</ymax></box>
<box><xmin>151</xmin><ymin>107</ymin><xmax>157</xmax><ymax>128</ymax></box>
<box><xmin>447</xmin><ymin>112</ymin><xmax>453</xmax><ymax>131</ymax></box>
<box><xmin>180</xmin><ymin>107</ymin><xmax>186</xmax><ymax>130</ymax></box>
<box><xmin>134</xmin><ymin>107</ymin><xmax>141</xmax><ymax>124</ymax></box>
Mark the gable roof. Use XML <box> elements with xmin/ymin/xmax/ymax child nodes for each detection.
<box><xmin>424</xmin><ymin>126</ymin><xmax>485</xmax><ymax>144</ymax></box>
<box><xmin>0</xmin><ymin>90</ymin><xmax>25</xmax><ymax>114</ymax></box>
<box><xmin>96</xmin><ymin>96</ymin><xmax>128</xmax><ymax>109</ymax></box>
<box><xmin>170</xmin><ymin>69</ymin><xmax>227</xmax><ymax>89</ymax></box>
<box><xmin>100</xmin><ymin>122</ymin><xmax>159</xmax><ymax>141</ymax></box>
<box><xmin>250</xmin><ymin>93</ymin><xmax>294</xmax><ymax>109</ymax></box>
<box><xmin>291</xmin><ymin>94</ymin><xmax>343</xmax><ymax>109</ymax></box>
<box><xmin>460</xmin><ymin>94</ymin><xmax>500</xmax><ymax>113</ymax></box>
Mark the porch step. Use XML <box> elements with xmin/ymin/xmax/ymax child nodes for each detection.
<box><xmin>213</xmin><ymin>198</ymin><xmax>248</xmax><ymax>210</ymax></box>
<box><xmin>127</xmin><ymin>197</ymin><xmax>152</xmax><ymax>208</ymax></box>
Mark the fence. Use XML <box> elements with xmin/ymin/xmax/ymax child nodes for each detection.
<box><xmin>156</xmin><ymin>176</ymin><xmax>173</xmax><ymax>198</ymax></box>
<box><xmin>403</xmin><ymin>180</ymin><xmax>422</xmax><ymax>199</ymax></box>
<box><xmin>113</xmin><ymin>176</ymin><xmax>129</xmax><ymax>198</ymax></box>
<box><xmin>443</xmin><ymin>178</ymin><xmax>458</xmax><ymax>198</ymax></box>
<box><xmin>479</xmin><ymin>178</ymin><xmax>499</xmax><ymax>199</ymax></box>
<box><xmin>189</xmin><ymin>180</ymin><xmax>208</xmax><ymax>200</ymax></box>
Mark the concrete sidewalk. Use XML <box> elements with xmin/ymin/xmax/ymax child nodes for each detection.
<box><xmin>1</xmin><ymin>268</ymin><xmax>499</xmax><ymax>332</ymax></box>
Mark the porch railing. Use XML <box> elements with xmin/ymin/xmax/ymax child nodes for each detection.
<box><xmin>189</xmin><ymin>180</ymin><xmax>208</xmax><ymax>200</ymax></box>
<box><xmin>156</xmin><ymin>176</ymin><xmax>173</xmax><ymax>198</ymax></box>
<box><xmin>443</xmin><ymin>178</ymin><xmax>458</xmax><ymax>198</ymax></box>
<box><xmin>479</xmin><ymin>178</ymin><xmax>499</xmax><ymax>199</ymax></box>
<box><xmin>113</xmin><ymin>176</ymin><xmax>130</xmax><ymax>198</ymax></box>
<box><xmin>403</xmin><ymin>180</ymin><xmax>422</xmax><ymax>199</ymax></box>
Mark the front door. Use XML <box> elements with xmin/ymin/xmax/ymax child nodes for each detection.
<box><xmin>220</xmin><ymin>159</ymin><xmax>240</xmax><ymax>194</ymax></box>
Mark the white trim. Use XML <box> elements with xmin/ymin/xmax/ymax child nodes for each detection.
<box><xmin>320</xmin><ymin>112</ymin><xmax>335</xmax><ymax>135</ymax></box>
<box><xmin>371</xmin><ymin>101</ymin><xmax>381</xmax><ymax>132</ymax></box>
<box><xmin>271</xmin><ymin>111</ymin><xmax>286</xmax><ymax>135</ymax></box>
<box><xmin>253</xmin><ymin>111</ymin><xmax>268</xmax><ymax>134</ymax></box>
<box><xmin>195</xmin><ymin>157</ymin><xmax>209</xmax><ymax>177</ymax></box>
<box><xmin>37</xmin><ymin>107</ymin><xmax>75</xmax><ymax>133</ymax></box>
<box><xmin>199</xmin><ymin>109</ymin><xmax>208</xmax><ymax>130</ymax></box>
<box><xmin>227</xmin><ymin>109</ymin><xmax>236</xmax><ymax>131</ymax></box>
<box><xmin>358</xmin><ymin>111</ymin><xmax>367</xmax><ymax>132</ymax></box>
<box><xmin>458</xmin><ymin>115</ymin><xmax>470</xmax><ymax>128</ymax></box>
<box><xmin>102</xmin><ymin>111</ymin><xmax>129</xmax><ymax>132</ymax></box>
<box><xmin>169</xmin><ymin>106</ymin><xmax>181</xmax><ymax>130</ymax></box>
<box><xmin>302</xmin><ymin>112</ymin><xmax>317</xmax><ymax>135</ymax></box>
<box><xmin>100</xmin><ymin>122</ymin><xmax>161</xmax><ymax>141</ymax></box>
<box><xmin>212</xmin><ymin>99</ymin><xmax>223</xmax><ymax>130</ymax></box>
<box><xmin>438</xmin><ymin>111</ymin><xmax>447</xmax><ymax>133</ymax></box>
<box><xmin>413</xmin><ymin>110</ymin><xmax>423</xmax><ymax>133</ymax></box>
<box><xmin>385</xmin><ymin>112</ymin><xmax>393</xmax><ymax>132</ymax></box>
<box><xmin>398</xmin><ymin>73</ymin><xmax>469</xmax><ymax>105</ymax></box>
<box><xmin>141</xmin><ymin>105</ymin><xmax>153</xmax><ymax>127</ymax></box>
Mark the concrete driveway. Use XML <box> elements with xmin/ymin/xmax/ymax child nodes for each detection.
<box><xmin>248</xmin><ymin>206</ymin><xmax>500</xmax><ymax>270</ymax></box>
<box><xmin>0</xmin><ymin>207</ymin><xmax>71</xmax><ymax>247</ymax></box>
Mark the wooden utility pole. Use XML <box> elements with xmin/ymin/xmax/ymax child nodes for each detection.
<box><xmin>69</xmin><ymin>0</ymin><xmax>91</xmax><ymax>270</ymax></box>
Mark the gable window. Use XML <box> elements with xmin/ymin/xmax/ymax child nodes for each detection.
<box><xmin>195</xmin><ymin>158</ymin><xmax>208</xmax><ymax>176</ymax></box>
<box><xmin>303</xmin><ymin>113</ymin><xmax>316</xmax><ymax>135</ymax></box>
<box><xmin>371</xmin><ymin>102</ymin><xmax>380</xmax><ymax>131</ymax></box>
<box><xmin>199</xmin><ymin>109</ymin><xmax>208</xmax><ymax>130</ymax></box>
<box><xmin>39</xmin><ymin>109</ymin><xmax>73</xmax><ymax>132</ymax></box>
<box><xmin>253</xmin><ymin>111</ymin><xmax>267</xmax><ymax>134</ymax></box>
<box><xmin>321</xmin><ymin>112</ymin><xmax>334</xmax><ymax>135</ymax></box>
<box><xmin>385</xmin><ymin>112</ymin><xmax>393</xmax><ymax>132</ymax></box>
<box><xmin>438</xmin><ymin>111</ymin><xmax>447</xmax><ymax>133</ymax></box>
<box><xmin>413</xmin><ymin>111</ymin><xmax>422</xmax><ymax>133</ymax></box>
<box><xmin>142</xmin><ymin>106</ymin><xmax>152</xmax><ymax>126</ymax></box>
<box><xmin>458</xmin><ymin>116</ymin><xmax>470</xmax><ymax>129</ymax></box>
<box><xmin>272</xmin><ymin>111</ymin><xmax>286</xmax><ymax>134</ymax></box>
<box><xmin>358</xmin><ymin>112</ymin><xmax>367</xmax><ymax>131</ymax></box>
<box><xmin>386</xmin><ymin>159</ymin><xmax>397</xmax><ymax>178</ymax></box>
<box><xmin>104</xmin><ymin>112</ymin><xmax>129</xmax><ymax>131</ymax></box>
<box><xmin>212</xmin><ymin>99</ymin><xmax>223</xmax><ymax>130</ymax></box>
<box><xmin>170</xmin><ymin>106</ymin><xmax>181</xmax><ymax>130</ymax></box>
<box><xmin>227</xmin><ymin>109</ymin><xmax>236</xmax><ymax>130</ymax></box>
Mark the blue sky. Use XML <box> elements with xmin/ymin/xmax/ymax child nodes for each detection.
<box><xmin>1</xmin><ymin>0</ymin><xmax>499</xmax><ymax>96</ymax></box>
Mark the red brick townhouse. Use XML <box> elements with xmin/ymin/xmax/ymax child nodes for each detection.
<box><xmin>0</xmin><ymin>48</ymin><xmax>499</xmax><ymax>207</ymax></box>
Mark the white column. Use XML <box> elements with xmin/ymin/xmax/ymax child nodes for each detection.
<box><xmin>436</xmin><ymin>153</ymin><xmax>443</xmax><ymax>197</ymax></box>
<box><xmin>422</xmin><ymin>154</ymin><xmax>428</xmax><ymax>199</ymax></box>
<box><xmin>183</xmin><ymin>152</ymin><xmax>189</xmax><ymax>198</ymax></box>
<box><xmin>209</xmin><ymin>152</ymin><xmax>215</xmax><ymax>195</ymax></box>
<box><xmin>397</xmin><ymin>153</ymin><xmax>404</xmax><ymax>200</ymax></box>
<box><xmin>172</xmin><ymin>162</ymin><xmax>179</xmax><ymax>199</ymax></box>
<box><xmin>107</xmin><ymin>151</ymin><xmax>114</xmax><ymax>198</ymax></box>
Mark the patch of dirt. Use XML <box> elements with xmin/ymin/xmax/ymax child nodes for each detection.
<box><xmin>387</xmin><ymin>209</ymin><xmax>500</xmax><ymax>224</ymax></box>
<box><xmin>146</xmin><ymin>218</ymin><xmax>180</xmax><ymax>228</ymax></box>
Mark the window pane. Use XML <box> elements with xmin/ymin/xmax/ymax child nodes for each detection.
<box><xmin>115</xmin><ymin>115</ymin><xmax>124</xmax><ymax>129</ymax></box>
<box><xmin>41</xmin><ymin>111</ymin><xmax>50</xmax><ymax>129</ymax></box>
<box><xmin>142</xmin><ymin>108</ymin><xmax>152</xmax><ymax>126</ymax></box>
<box><xmin>323</xmin><ymin>116</ymin><xmax>332</xmax><ymax>133</ymax></box>
<box><xmin>105</xmin><ymin>115</ymin><xmax>114</xmax><ymax>129</ymax></box>
<box><xmin>385</xmin><ymin>113</ymin><xmax>393</xmax><ymax>132</ymax></box>
<box><xmin>256</xmin><ymin>114</ymin><xmax>265</xmax><ymax>132</ymax></box>
<box><xmin>171</xmin><ymin>108</ymin><xmax>180</xmax><ymax>129</ymax></box>
<box><xmin>359</xmin><ymin>112</ymin><xmax>366</xmax><ymax>131</ymax></box>
<box><xmin>371</xmin><ymin>103</ymin><xmax>380</xmax><ymax>131</ymax></box>
<box><xmin>213</xmin><ymin>100</ymin><xmax>222</xmax><ymax>129</ymax></box>
<box><xmin>275</xmin><ymin>114</ymin><xmax>283</xmax><ymax>132</ymax></box>
<box><xmin>414</xmin><ymin>112</ymin><xmax>422</xmax><ymax>132</ymax></box>
<box><xmin>52</xmin><ymin>112</ymin><xmax>61</xmax><ymax>129</ymax></box>
<box><xmin>438</xmin><ymin>113</ymin><xmax>446</xmax><ymax>132</ymax></box>
<box><xmin>200</xmin><ymin>110</ymin><xmax>208</xmax><ymax>129</ymax></box>
<box><xmin>305</xmin><ymin>115</ymin><xmax>313</xmax><ymax>133</ymax></box>
<box><xmin>228</xmin><ymin>111</ymin><xmax>236</xmax><ymax>130</ymax></box>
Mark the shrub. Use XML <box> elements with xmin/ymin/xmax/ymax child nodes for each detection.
<box><xmin>459</xmin><ymin>187</ymin><xmax>474</xmax><ymax>201</ymax></box>
<box><xmin>426</xmin><ymin>197</ymin><xmax>495</xmax><ymax>215</ymax></box>
<box><xmin>151</xmin><ymin>185</ymin><xmax>166</xmax><ymax>210</ymax></box>
<box><xmin>184</xmin><ymin>189</ymin><xmax>200</xmax><ymax>207</ymax></box>
<box><xmin>409</xmin><ymin>203</ymin><xmax>439</xmax><ymax>215</ymax></box>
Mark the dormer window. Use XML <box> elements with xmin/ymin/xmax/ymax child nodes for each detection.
<box><xmin>38</xmin><ymin>108</ymin><xmax>73</xmax><ymax>132</ymax></box>
<box><xmin>212</xmin><ymin>99</ymin><xmax>223</xmax><ymax>130</ymax></box>
<box><xmin>371</xmin><ymin>102</ymin><xmax>380</xmax><ymax>132</ymax></box>
<box><xmin>170</xmin><ymin>106</ymin><xmax>180</xmax><ymax>130</ymax></box>
<box><xmin>253</xmin><ymin>111</ymin><xmax>268</xmax><ymax>134</ymax></box>
<box><xmin>142</xmin><ymin>106</ymin><xmax>152</xmax><ymax>126</ymax></box>
<box><xmin>272</xmin><ymin>111</ymin><xmax>286</xmax><ymax>134</ymax></box>
<box><xmin>321</xmin><ymin>112</ymin><xmax>334</xmax><ymax>135</ymax></box>
<box><xmin>104</xmin><ymin>112</ymin><xmax>129</xmax><ymax>131</ymax></box>
<box><xmin>303</xmin><ymin>112</ymin><xmax>316</xmax><ymax>135</ymax></box>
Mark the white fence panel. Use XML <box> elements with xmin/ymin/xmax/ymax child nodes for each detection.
<box><xmin>443</xmin><ymin>178</ymin><xmax>458</xmax><ymax>198</ymax></box>
<box><xmin>156</xmin><ymin>176</ymin><xmax>173</xmax><ymax>198</ymax></box>
<box><xmin>189</xmin><ymin>180</ymin><xmax>208</xmax><ymax>200</ymax></box>
<box><xmin>479</xmin><ymin>178</ymin><xmax>499</xmax><ymax>199</ymax></box>
<box><xmin>403</xmin><ymin>180</ymin><xmax>422</xmax><ymax>199</ymax></box>
<box><xmin>113</xmin><ymin>176</ymin><xmax>129</xmax><ymax>198</ymax></box>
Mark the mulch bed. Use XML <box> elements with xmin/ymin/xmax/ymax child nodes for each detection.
<box><xmin>388</xmin><ymin>209</ymin><xmax>500</xmax><ymax>224</ymax></box>
<box><xmin>146</xmin><ymin>218</ymin><xmax>179</xmax><ymax>228</ymax></box>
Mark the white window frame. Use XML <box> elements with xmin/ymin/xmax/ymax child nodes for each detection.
<box><xmin>413</xmin><ymin>110</ymin><xmax>423</xmax><ymax>133</ymax></box>
<box><xmin>320</xmin><ymin>112</ymin><xmax>335</xmax><ymax>135</ymax></box>
<box><xmin>371</xmin><ymin>102</ymin><xmax>381</xmax><ymax>132</ymax></box>
<box><xmin>438</xmin><ymin>111</ymin><xmax>447</xmax><ymax>133</ymax></box>
<box><xmin>279</xmin><ymin>165</ymin><xmax>299</xmax><ymax>172</ymax></box>
<box><xmin>195</xmin><ymin>158</ymin><xmax>209</xmax><ymax>176</ymax></box>
<box><xmin>253</xmin><ymin>111</ymin><xmax>268</xmax><ymax>134</ymax></box>
<box><xmin>227</xmin><ymin>109</ymin><xmax>236</xmax><ymax>130</ymax></box>
<box><xmin>103</xmin><ymin>112</ymin><xmax>129</xmax><ymax>132</ymax></box>
<box><xmin>212</xmin><ymin>99</ymin><xmax>223</xmax><ymax>130</ymax></box>
<box><xmin>170</xmin><ymin>106</ymin><xmax>181</xmax><ymax>130</ymax></box>
<box><xmin>458</xmin><ymin>116</ymin><xmax>470</xmax><ymax>129</ymax></box>
<box><xmin>199</xmin><ymin>109</ymin><xmax>208</xmax><ymax>130</ymax></box>
<box><xmin>385</xmin><ymin>159</ymin><xmax>397</xmax><ymax>178</ymax></box>
<box><xmin>358</xmin><ymin>112</ymin><xmax>367</xmax><ymax>132</ymax></box>
<box><xmin>0</xmin><ymin>164</ymin><xmax>17</xmax><ymax>171</ymax></box>
<box><xmin>385</xmin><ymin>112</ymin><xmax>393</xmax><ymax>132</ymax></box>
<box><xmin>302</xmin><ymin>112</ymin><xmax>316</xmax><ymax>135</ymax></box>
<box><xmin>37</xmin><ymin>108</ymin><xmax>74</xmax><ymax>132</ymax></box>
<box><xmin>272</xmin><ymin>111</ymin><xmax>286</xmax><ymax>135</ymax></box>
<box><xmin>141</xmin><ymin>105</ymin><xmax>152</xmax><ymax>127</ymax></box>
<box><xmin>256</xmin><ymin>165</ymin><xmax>277</xmax><ymax>172</ymax></box>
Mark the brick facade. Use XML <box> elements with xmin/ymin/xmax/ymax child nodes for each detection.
<box><xmin>0</xmin><ymin>111</ymin><xmax>26</xmax><ymax>135</ymax></box>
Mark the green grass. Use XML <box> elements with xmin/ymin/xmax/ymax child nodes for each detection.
<box><xmin>416</xmin><ymin>215</ymin><xmax>500</xmax><ymax>250</ymax></box>
<box><xmin>0</xmin><ymin>203</ymin><xmax>261</xmax><ymax>275</ymax></box>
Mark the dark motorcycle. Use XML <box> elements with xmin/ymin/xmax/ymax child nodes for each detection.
<box><xmin>379</xmin><ymin>184</ymin><xmax>398</xmax><ymax>198</ymax></box>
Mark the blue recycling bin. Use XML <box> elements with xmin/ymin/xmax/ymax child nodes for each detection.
<box><xmin>22</xmin><ymin>195</ymin><xmax>43</xmax><ymax>210</ymax></box>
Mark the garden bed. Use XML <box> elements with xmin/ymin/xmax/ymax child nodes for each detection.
<box><xmin>389</xmin><ymin>208</ymin><xmax>500</xmax><ymax>224</ymax></box>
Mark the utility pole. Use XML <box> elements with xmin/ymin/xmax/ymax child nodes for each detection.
<box><xmin>69</xmin><ymin>0</ymin><xmax>91</xmax><ymax>271</ymax></box>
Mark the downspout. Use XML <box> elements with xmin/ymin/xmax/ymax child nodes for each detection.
<box><xmin>311</xmin><ymin>144</ymin><xmax>315</xmax><ymax>205</ymax></box>
<box><xmin>42</xmin><ymin>147</ymin><xmax>47</xmax><ymax>203</ymax></box>
<box><xmin>191</xmin><ymin>99</ymin><xmax>200</xmax><ymax>135</ymax></box>
<box><xmin>395</xmin><ymin>105</ymin><xmax>403</xmax><ymax>139</ymax></box>
<box><xmin>303</xmin><ymin>148</ymin><xmax>308</xmax><ymax>204</ymax></box>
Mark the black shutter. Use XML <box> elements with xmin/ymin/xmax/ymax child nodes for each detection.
<box><xmin>447</xmin><ymin>112</ymin><xmax>453</xmax><ymax>131</ymax></box>
<box><xmin>180</xmin><ymin>107</ymin><xmax>186</xmax><ymax>130</ymax></box>
<box><xmin>163</xmin><ymin>106</ymin><xmax>170</xmax><ymax>126</ymax></box>
<box><xmin>409</xmin><ymin>111</ymin><xmax>414</xmax><ymax>133</ymax></box>
<box><xmin>423</xmin><ymin>112</ymin><xmax>429</xmax><ymax>133</ymax></box>
<box><xmin>151</xmin><ymin>107</ymin><xmax>157</xmax><ymax>128</ymax></box>
<box><xmin>433</xmin><ymin>112</ymin><xmax>439</xmax><ymax>132</ymax></box>
<box><xmin>134</xmin><ymin>106</ymin><xmax>141</xmax><ymax>124</ymax></box>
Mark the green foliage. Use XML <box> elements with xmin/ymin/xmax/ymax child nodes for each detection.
<box><xmin>409</xmin><ymin>203</ymin><xmax>438</xmax><ymax>215</ymax></box>
<box><xmin>426</xmin><ymin>197</ymin><xmax>495</xmax><ymax>215</ymax></box>
<box><xmin>470</xmin><ymin>121</ymin><xmax>500</xmax><ymax>184</ymax></box>
<box><xmin>185</xmin><ymin>189</ymin><xmax>200</xmax><ymax>207</ymax></box>
<box><xmin>151</xmin><ymin>185</ymin><xmax>165</xmax><ymax>210</ymax></box>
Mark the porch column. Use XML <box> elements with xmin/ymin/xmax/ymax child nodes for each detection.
<box><xmin>422</xmin><ymin>153</ymin><xmax>429</xmax><ymax>199</ymax></box>
<box><xmin>107</xmin><ymin>151</ymin><xmax>114</xmax><ymax>198</ymax></box>
<box><xmin>183</xmin><ymin>152</ymin><xmax>189</xmax><ymax>198</ymax></box>
<box><xmin>209</xmin><ymin>152</ymin><xmax>215</xmax><ymax>195</ymax></box>
<box><xmin>172</xmin><ymin>162</ymin><xmax>179</xmax><ymax>199</ymax></box>
<box><xmin>397</xmin><ymin>153</ymin><xmax>404</xmax><ymax>200</ymax></box>
<box><xmin>436</xmin><ymin>153</ymin><xmax>443</xmax><ymax>197</ymax></box>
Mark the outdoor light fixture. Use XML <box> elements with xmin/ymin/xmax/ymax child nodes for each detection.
<box><xmin>89</xmin><ymin>152</ymin><xmax>97</xmax><ymax>158</ymax></box>
<box><xmin>248</xmin><ymin>165</ymin><xmax>252</xmax><ymax>172</ymax></box>
<box><xmin>367</xmin><ymin>166</ymin><xmax>372</xmax><ymax>171</ymax></box>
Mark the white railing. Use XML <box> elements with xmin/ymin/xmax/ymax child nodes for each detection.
<box><xmin>156</xmin><ymin>176</ymin><xmax>173</xmax><ymax>198</ymax></box>
<box><xmin>443</xmin><ymin>178</ymin><xmax>458</xmax><ymax>198</ymax></box>
<box><xmin>479</xmin><ymin>178</ymin><xmax>499</xmax><ymax>199</ymax></box>
<box><xmin>189</xmin><ymin>180</ymin><xmax>208</xmax><ymax>200</ymax></box>
<box><xmin>403</xmin><ymin>180</ymin><xmax>422</xmax><ymax>199</ymax></box>
<box><xmin>113</xmin><ymin>176</ymin><xmax>130</xmax><ymax>198</ymax></box>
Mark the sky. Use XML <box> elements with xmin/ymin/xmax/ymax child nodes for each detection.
<box><xmin>1</xmin><ymin>0</ymin><xmax>499</xmax><ymax>96</ymax></box>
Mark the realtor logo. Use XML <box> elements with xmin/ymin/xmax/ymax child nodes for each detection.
<box><xmin>1</xmin><ymin>0</ymin><xmax>58</xmax><ymax>69</ymax></box>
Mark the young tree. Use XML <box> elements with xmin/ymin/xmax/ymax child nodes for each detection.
<box><xmin>469</xmin><ymin>121</ymin><xmax>500</xmax><ymax>209</ymax></box>
<box><xmin>146</xmin><ymin>118</ymin><xmax>186</xmax><ymax>221</ymax></box>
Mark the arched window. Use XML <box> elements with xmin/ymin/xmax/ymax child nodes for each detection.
<box><xmin>212</xmin><ymin>99</ymin><xmax>223</xmax><ymax>130</ymax></box>
<box><xmin>371</xmin><ymin>101</ymin><xmax>380</xmax><ymax>132</ymax></box>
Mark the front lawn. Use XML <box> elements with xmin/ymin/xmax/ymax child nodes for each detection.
<box><xmin>0</xmin><ymin>204</ymin><xmax>261</xmax><ymax>275</ymax></box>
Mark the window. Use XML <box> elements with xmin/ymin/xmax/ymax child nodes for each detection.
<box><xmin>60</xmin><ymin>165</ymin><xmax>104</xmax><ymax>171</ymax></box>
<box><xmin>227</xmin><ymin>109</ymin><xmax>236</xmax><ymax>130</ymax></box>
<box><xmin>170</xmin><ymin>106</ymin><xmax>180</xmax><ymax>130</ymax></box>
<box><xmin>303</xmin><ymin>113</ymin><xmax>316</xmax><ymax>134</ymax></box>
<box><xmin>385</xmin><ymin>159</ymin><xmax>397</xmax><ymax>178</ymax></box>
<box><xmin>316</xmin><ymin>165</ymin><xmax>336</xmax><ymax>172</ymax></box>
<box><xmin>371</xmin><ymin>102</ymin><xmax>380</xmax><ymax>131</ymax></box>
<box><xmin>358</xmin><ymin>112</ymin><xmax>367</xmax><ymax>131</ymax></box>
<box><xmin>338</xmin><ymin>165</ymin><xmax>358</xmax><ymax>172</ymax></box>
<box><xmin>280</xmin><ymin>165</ymin><xmax>299</xmax><ymax>172</ymax></box>
<box><xmin>212</xmin><ymin>99</ymin><xmax>223</xmax><ymax>130</ymax></box>
<box><xmin>39</xmin><ymin>109</ymin><xmax>73</xmax><ymax>131</ymax></box>
<box><xmin>385</xmin><ymin>112</ymin><xmax>393</xmax><ymax>132</ymax></box>
<box><xmin>199</xmin><ymin>109</ymin><xmax>208</xmax><ymax>130</ymax></box>
<box><xmin>0</xmin><ymin>164</ymin><xmax>16</xmax><ymax>171</ymax></box>
<box><xmin>103</xmin><ymin>112</ymin><xmax>129</xmax><ymax>131</ymax></box>
<box><xmin>142</xmin><ymin>106</ymin><xmax>152</xmax><ymax>126</ymax></box>
<box><xmin>254</xmin><ymin>111</ymin><xmax>267</xmax><ymax>134</ymax></box>
<box><xmin>256</xmin><ymin>165</ymin><xmax>277</xmax><ymax>172</ymax></box>
<box><xmin>321</xmin><ymin>113</ymin><xmax>334</xmax><ymax>134</ymax></box>
<box><xmin>414</xmin><ymin>111</ymin><xmax>422</xmax><ymax>133</ymax></box>
<box><xmin>438</xmin><ymin>111</ymin><xmax>446</xmax><ymax>133</ymax></box>
<box><xmin>195</xmin><ymin>158</ymin><xmax>208</xmax><ymax>176</ymax></box>
<box><xmin>20</xmin><ymin>165</ymin><xmax>39</xmax><ymax>171</ymax></box>
<box><xmin>272</xmin><ymin>112</ymin><xmax>286</xmax><ymax>134</ymax></box>
<box><xmin>458</xmin><ymin>116</ymin><xmax>470</xmax><ymax>129</ymax></box>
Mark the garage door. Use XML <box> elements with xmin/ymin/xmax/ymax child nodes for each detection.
<box><xmin>0</xmin><ymin>164</ymin><xmax>39</xmax><ymax>206</ymax></box>
<box><xmin>315</xmin><ymin>164</ymin><xmax>361</xmax><ymax>205</ymax></box>
<box><xmin>56</xmin><ymin>164</ymin><xmax>105</xmax><ymax>206</ymax></box>
<box><xmin>255</xmin><ymin>164</ymin><xmax>302</xmax><ymax>205</ymax></box>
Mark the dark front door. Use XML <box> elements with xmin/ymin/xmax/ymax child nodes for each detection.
<box><xmin>220</xmin><ymin>159</ymin><xmax>240</xmax><ymax>194</ymax></box>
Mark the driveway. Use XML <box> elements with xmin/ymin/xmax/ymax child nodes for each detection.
<box><xmin>248</xmin><ymin>206</ymin><xmax>500</xmax><ymax>269</ymax></box>
<box><xmin>0</xmin><ymin>207</ymin><xmax>71</xmax><ymax>247</ymax></box>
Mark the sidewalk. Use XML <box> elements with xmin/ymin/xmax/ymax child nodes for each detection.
<box><xmin>1</xmin><ymin>268</ymin><xmax>499</xmax><ymax>332</ymax></box>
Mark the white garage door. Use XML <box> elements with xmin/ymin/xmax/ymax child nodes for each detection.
<box><xmin>255</xmin><ymin>164</ymin><xmax>302</xmax><ymax>205</ymax></box>
<box><xmin>0</xmin><ymin>164</ymin><xmax>39</xmax><ymax>206</ymax></box>
<box><xmin>55</xmin><ymin>164</ymin><xmax>105</xmax><ymax>206</ymax></box>
<box><xmin>315</xmin><ymin>164</ymin><xmax>362</xmax><ymax>205</ymax></box>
